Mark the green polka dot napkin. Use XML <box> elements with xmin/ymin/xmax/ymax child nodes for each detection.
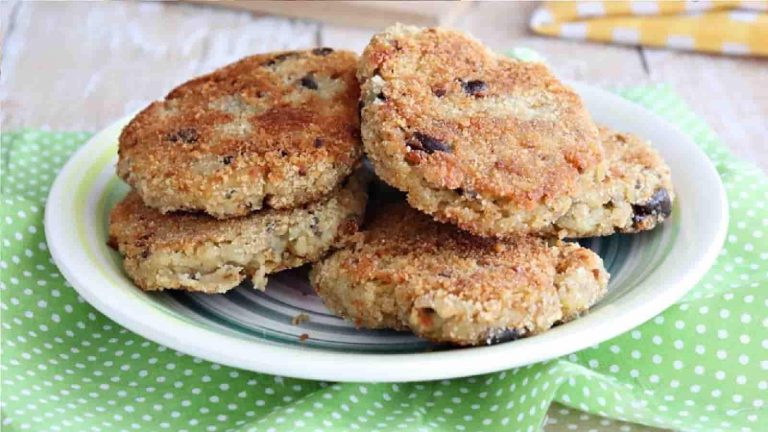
<box><xmin>1</xmin><ymin>85</ymin><xmax>766</xmax><ymax>432</ymax></box>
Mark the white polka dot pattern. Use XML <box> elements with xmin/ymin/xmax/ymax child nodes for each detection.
<box><xmin>2</xmin><ymin>86</ymin><xmax>767</xmax><ymax>431</ymax></box>
<box><xmin>529</xmin><ymin>2</ymin><xmax>768</xmax><ymax>58</ymax></box>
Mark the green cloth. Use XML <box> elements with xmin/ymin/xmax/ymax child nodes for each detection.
<box><xmin>1</xmin><ymin>85</ymin><xmax>765</xmax><ymax>432</ymax></box>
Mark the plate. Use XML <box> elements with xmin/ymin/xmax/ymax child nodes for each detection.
<box><xmin>45</xmin><ymin>82</ymin><xmax>728</xmax><ymax>382</ymax></box>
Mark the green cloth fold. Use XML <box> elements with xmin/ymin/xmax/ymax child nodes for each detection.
<box><xmin>1</xmin><ymin>86</ymin><xmax>765</xmax><ymax>432</ymax></box>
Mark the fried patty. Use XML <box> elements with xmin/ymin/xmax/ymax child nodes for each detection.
<box><xmin>358</xmin><ymin>24</ymin><xmax>603</xmax><ymax>238</ymax></box>
<box><xmin>118</xmin><ymin>49</ymin><xmax>363</xmax><ymax>219</ymax></box>
<box><xmin>310</xmin><ymin>202</ymin><xmax>608</xmax><ymax>346</ymax></box>
<box><xmin>109</xmin><ymin>171</ymin><xmax>368</xmax><ymax>293</ymax></box>
<box><xmin>551</xmin><ymin>127</ymin><xmax>675</xmax><ymax>237</ymax></box>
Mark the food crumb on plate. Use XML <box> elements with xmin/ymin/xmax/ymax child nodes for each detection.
<box><xmin>292</xmin><ymin>313</ymin><xmax>310</xmax><ymax>326</ymax></box>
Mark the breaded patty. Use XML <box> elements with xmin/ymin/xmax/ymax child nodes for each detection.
<box><xmin>358</xmin><ymin>25</ymin><xmax>603</xmax><ymax>238</ymax></box>
<box><xmin>310</xmin><ymin>202</ymin><xmax>608</xmax><ymax>346</ymax></box>
<box><xmin>551</xmin><ymin>127</ymin><xmax>674</xmax><ymax>238</ymax></box>
<box><xmin>118</xmin><ymin>49</ymin><xmax>363</xmax><ymax>219</ymax></box>
<box><xmin>109</xmin><ymin>172</ymin><xmax>368</xmax><ymax>293</ymax></box>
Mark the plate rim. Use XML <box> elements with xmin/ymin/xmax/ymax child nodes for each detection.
<box><xmin>44</xmin><ymin>82</ymin><xmax>728</xmax><ymax>382</ymax></box>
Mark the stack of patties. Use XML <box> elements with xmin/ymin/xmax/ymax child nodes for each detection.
<box><xmin>310</xmin><ymin>25</ymin><xmax>674</xmax><ymax>346</ymax></box>
<box><xmin>109</xmin><ymin>49</ymin><xmax>368</xmax><ymax>293</ymax></box>
<box><xmin>108</xmin><ymin>26</ymin><xmax>675</xmax><ymax>348</ymax></box>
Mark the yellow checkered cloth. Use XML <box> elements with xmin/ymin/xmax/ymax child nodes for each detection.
<box><xmin>530</xmin><ymin>1</ymin><xmax>768</xmax><ymax>57</ymax></box>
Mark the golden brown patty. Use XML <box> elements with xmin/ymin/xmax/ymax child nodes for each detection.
<box><xmin>118</xmin><ymin>49</ymin><xmax>363</xmax><ymax>219</ymax></box>
<box><xmin>551</xmin><ymin>127</ymin><xmax>675</xmax><ymax>238</ymax></box>
<box><xmin>109</xmin><ymin>171</ymin><xmax>368</xmax><ymax>294</ymax></box>
<box><xmin>310</xmin><ymin>202</ymin><xmax>608</xmax><ymax>346</ymax></box>
<box><xmin>358</xmin><ymin>25</ymin><xmax>603</xmax><ymax>237</ymax></box>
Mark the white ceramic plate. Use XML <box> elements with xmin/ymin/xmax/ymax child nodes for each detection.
<box><xmin>45</xmin><ymin>82</ymin><xmax>727</xmax><ymax>382</ymax></box>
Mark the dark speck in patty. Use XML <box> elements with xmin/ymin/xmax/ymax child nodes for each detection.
<box><xmin>433</xmin><ymin>87</ymin><xmax>447</xmax><ymax>97</ymax></box>
<box><xmin>167</xmin><ymin>128</ymin><xmax>199</xmax><ymax>144</ymax></box>
<box><xmin>264</xmin><ymin>52</ymin><xmax>296</xmax><ymax>66</ymax></box>
<box><xmin>461</xmin><ymin>79</ymin><xmax>488</xmax><ymax>96</ymax></box>
<box><xmin>312</xmin><ymin>47</ymin><xmax>334</xmax><ymax>56</ymax></box>
<box><xmin>300</xmin><ymin>74</ymin><xmax>318</xmax><ymax>90</ymax></box>
<box><xmin>486</xmin><ymin>328</ymin><xmax>522</xmax><ymax>344</ymax></box>
<box><xmin>631</xmin><ymin>188</ymin><xmax>672</xmax><ymax>226</ymax></box>
<box><xmin>407</xmin><ymin>132</ymin><xmax>451</xmax><ymax>154</ymax></box>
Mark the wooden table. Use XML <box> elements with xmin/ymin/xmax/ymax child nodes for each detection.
<box><xmin>2</xmin><ymin>2</ymin><xmax>764</xmax><ymax>431</ymax></box>
<box><xmin>2</xmin><ymin>1</ymin><xmax>765</xmax><ymax>171</ymax></box>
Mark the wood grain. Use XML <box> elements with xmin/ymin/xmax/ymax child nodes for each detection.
<box><xmin>454</xmin><ymin>1</ymin><xmax>652</xmax><ymax>87</ymax></box>
<box><xmin>643</xmin><ymin>48</ymin><xmax>768</xmax><ymax>168</ymax></box>
<box><xmin>1</xmin><ymin>1</ymin><xmax>319</xmax><ymax>130</ymax></box>
<box><xmin>2</xmin><ymin>1</ymin><xmax>765</xmax><ymax>174</ymax></box>
<box><xmin>0</xmin><ymin>0</ymin><xmax>21</xmax><ymax>46</ymax></box>
<box><xmin>184</xmin><ymin>0</ymin><xmax>471</xmax><ymax>28</ymax></box>
<box><xmin>321</xmin><ymin>2</ymin><xmax>652</xmax><ymax>87</ymax></box>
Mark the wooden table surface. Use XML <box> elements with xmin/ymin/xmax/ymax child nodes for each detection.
<box><xmin>2</xmin><ymin>1</ymin><xmax>766</xmax><ymax>171</ymax></box>
<box><xmin>1</xmin><ymin>2</ymin><xmax>764</xmax><ymax>431</ymax></box>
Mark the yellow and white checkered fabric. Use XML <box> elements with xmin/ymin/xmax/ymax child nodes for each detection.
<box><xmin>530</xmin><ymin>1</ymin><xmax>768</xmax><ymax>57</ymax></box>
